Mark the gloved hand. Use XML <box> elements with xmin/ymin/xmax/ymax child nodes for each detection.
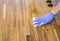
<box><xmin>33</xmin><ymin>12</ymin><xmax>55</xmax><ymax>27</ymax></box>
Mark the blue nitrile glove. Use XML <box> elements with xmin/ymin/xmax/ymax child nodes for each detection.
<box><xmin>33</xmin><ymin>12</ymin><xmax>55</xmax><ymax>27</ymax></box>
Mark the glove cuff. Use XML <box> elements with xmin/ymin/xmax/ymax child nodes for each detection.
<box><xmin>50</xmin><ymin>11</ymin><xmax>55</xmax><ymax>16</ymax></box>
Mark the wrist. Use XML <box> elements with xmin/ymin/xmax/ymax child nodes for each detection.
<box><xmin>49</xmin><ymin>11</ymin><xmax>55</xmax><ymax>16</ymax></box>
<box><xmin>51</xmin><ymin>11</ymin><xmax>56</xmax><ymax>15</ymax></box>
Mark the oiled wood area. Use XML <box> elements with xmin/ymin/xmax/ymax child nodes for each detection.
<box><xmin>0</xmin><ymin>0</ymin><xmax>60</xmax><ymax>41</ymax></box>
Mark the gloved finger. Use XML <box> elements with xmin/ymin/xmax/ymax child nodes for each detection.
<box><xmin>33</xmin><ymin>19</ymin><xmax>42</xmax><ymax>24</ymax></box>
<box><xmin>33</xmin><ymin>22</ymin><xmax>44</xmax><ymax>27</ymax></box>
<box><xmin>33</xmin><ymin>17</ymin><xmax>42</xmax><ymax>22</ymax></box>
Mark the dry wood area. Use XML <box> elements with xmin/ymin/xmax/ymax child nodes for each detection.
<box><xmin>0</xmin><ymin>0</ymin><xmax>60</xmax><ymax>41</ymax></box>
